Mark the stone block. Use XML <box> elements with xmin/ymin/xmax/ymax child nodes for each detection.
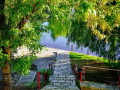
<box><xmin>65</xmin><ymin>80</ymin><xmax>72</xmax><ymax>83</ymax></box>
<box><xmin>59</xmin><ymin>75</ymin><xmax>65</xmax><ymax>78</ymax></box>
<box><xmin>58</xmin><ymin>80</ymin><xmax>65</xmax><ymax>83</ymax></box>
<box><xmin>51</xmin><ymin>80</ymin><xmax>58</xmax><ymax>83</ymax></box>
<box><xmin>53</xmin><ymin>83</ymin><xmax>60</xmax><ymax>86</ymax></box>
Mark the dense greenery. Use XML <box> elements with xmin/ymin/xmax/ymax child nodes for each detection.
<box><xmin>0</xmin><ymin>0</ymin><xmax>120</xmax><ymax>89</ymax></box>
<box><xmin>1</xmin><ymin>0</ymin><xmax>120</xmax><ymax>74</ymax></box>
<box><xmin>0</xmin><ymin>0</ymin><xmax>72</xmax><ymax>89</ymax></box>
<box><xmin>67</xmin><ymin>0</ymin><xmax>120</xmax><ymax>61</ymax></box>
<box><xmin>0</xmin><ymin>0</ymin><xmax>72</xmax><ymax>74</ymax></box>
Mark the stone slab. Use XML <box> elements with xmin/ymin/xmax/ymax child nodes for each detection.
<box><xmin>15</xmin><ymin>71</ymin><xmax>36</xmax><ymax>87</ymax></box>
<box><xmin>41</xmin><ymin>85</ymin><xmax>79</xmax><ymax>90</ymax></box>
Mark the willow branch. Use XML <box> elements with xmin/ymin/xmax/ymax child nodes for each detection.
<box><xmin>17</xmin><ymin>2</ymin><xmax>40</xmax><ymax>29</ymax></box>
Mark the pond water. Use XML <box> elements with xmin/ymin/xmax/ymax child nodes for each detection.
<box><xmin>39</xmin><ymin>22</ymin><xmax>97</xmax><ymax>56</ymax></box>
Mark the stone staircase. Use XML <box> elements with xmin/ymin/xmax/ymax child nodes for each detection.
<box><xmin>41</xmin><ymin>50</ymin><xmax>79</xmax><ymax>90</ymax></box>
<box><xmin>49</xmin><ymin>74</ymin><xmax>76</xmax><ymax>88</ymax></box>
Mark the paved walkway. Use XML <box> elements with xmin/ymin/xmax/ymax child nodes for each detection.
<box><xmin>41</xmin><ymin>50</ymin><xmax>79</xmax><ymax>90</ymax></box>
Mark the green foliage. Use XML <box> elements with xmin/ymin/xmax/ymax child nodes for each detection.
<box><xmin>11</xmin><ymin>55</ymin><xmax>36</xmax><ymax>75</ymax></box>
<box><xmin>26</xmin><ymin>81</ymin><xmax>38</xmax><ymax>89</ymax></box>
<box><xmin>68</xmin><ymin>4</ymin><xmax>120</xmax><ymax>61</ymax></box>
<box><xmin>72</xmin><ymin>0</ymin><xmax>120</xmax><ymax>41</ymax></box>
<box><xmin>0</xmin><ymin>49</ymin><xmax>9</xmax><ymax>69</ymax></box>
<box><xmin>70</xmin><ymin>52</ymin><xmax>120</xmax><ymax>69</ymax></box>
<box><xmin>38</xmin><ymin>69</ymin><xmax>52</xmax><ymax>75</ymax></box>
<box><xmin>1</xmin><ymin>0</ymin><xmax>72</xmax><ymax>75</ymax></box>
<box><xmin>48</xmin><ymin>17</ymin><xmax>71</xmax><ymax>40</ymax></box>
<box><xmin>70</xmin><ymin>51</ymin><xmax>120</xmax><ymax>85</ymax></box>
<box><xmin>70</xmin><ymin>52</ymin><xmax>108</xmax><ymax>63</ymax></box>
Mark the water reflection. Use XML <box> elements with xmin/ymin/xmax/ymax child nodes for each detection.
<box><xmin>40</xmin><ymin>30</ymin><xmax>97</xmax><ymax>56</ymax></box>
<box><xmin>39</xmin><ymin>20</ymin><xmax>120</xmax><ymax>61</ymax></box>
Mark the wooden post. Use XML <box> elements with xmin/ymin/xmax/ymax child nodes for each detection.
<box><xmin>37</xmin><ymin>72</ymin><xmax>40</xmax><ymax>90</ymax></box>
<box><xmin>80</xmin><ymin>72</ymin><xmax>82</xmax><ymax>82</ymax></box>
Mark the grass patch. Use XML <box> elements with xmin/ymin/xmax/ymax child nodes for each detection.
<box><xmin>38</xmin><ymin>69</ymin><xmax>52</xmax><ymax>75</ymax></box>
<box><xmin>70</xmin><ymin>52</ymin><xmax>120</xmax><ymax>86</ymax></box>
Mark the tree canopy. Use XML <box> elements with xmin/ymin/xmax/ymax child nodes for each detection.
<box><xmin>0</xmin><ymin>0</ymin><xmax>72</xmax><ymax>74</ymax></box>
<box><xmin>67</xmin><ymin>0</ymin><xmax>120</xmax><ymax>61</ymax></box>
<box><xmin>0</xmin><ymin>1</ymin><xmax>120</xmax><ymax>89</ymax></box>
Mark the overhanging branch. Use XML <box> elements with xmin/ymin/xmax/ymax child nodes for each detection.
<box><xmin>17</xmin><ymin>2</ymin><xmax>40</xmax><ymax>29</ymax></box>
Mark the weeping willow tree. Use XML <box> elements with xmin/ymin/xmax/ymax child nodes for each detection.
<box><xmin>68</xmin><ymin>0</ymin><xmax>120</xmax><ymax>61</ymax></box>
<box><xmin>1</xmin><ymin>0</ymin><xmax>120</xmax><ymax>89</ymax></box>
<box><xmin>0</xmin><ymin>0</ymin><xmax>72</xmax><ymax>89</ymax></box>
<box><xmin>48</xmin><ymin>14</ymin><xmax>71</xmax><ymax>40</ymax></box>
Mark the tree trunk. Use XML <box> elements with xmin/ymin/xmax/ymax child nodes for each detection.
<box><xmin>0</xmin><ymin>0</ymin><xmax>12</xmax><ymax>89</ymax></box>
<box><xmin>1</xmin><ymin>45</ymin><xmax>12</xmax><ymax>90</ymax></box>
<box><xmin>2</xmin><ymin>45</ymin><xmax>12</xmax><ymax>90</ymax></box>
<box><xmin>2</xmin><ymin>61</ymin><xmax>12</xmax><ymax>90</ymax></box>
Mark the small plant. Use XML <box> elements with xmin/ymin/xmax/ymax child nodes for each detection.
<box><xmin>38</xmin><ymin>69</ymin><xmax>52</xmax><ymax>75</ymax></box>
<box><xmin>26</xmin><ymin>81</ymin><xmax>38</xmax><ymax>89</ymax></box>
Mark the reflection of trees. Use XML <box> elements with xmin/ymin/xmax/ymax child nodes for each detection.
<box><xmin>67</xmin><ymin>19</ymin><xmax>120</xmax><ymax>62</ymax></box>
<box><xmin>47</xmin><ymin>0</ymin><xmax>120</xmax><ymax>61</ymax></box>
<box><xmin>48</xmin><ymin>17</ymin><xmax>71</xmax><ymax>40</ymax></box>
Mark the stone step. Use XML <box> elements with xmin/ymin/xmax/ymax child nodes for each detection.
<box><xmin>41</xmin><ymin>85</ymin><xmax>79</xmax><ymax>90</ymax></box>
<box><xmin>41</xmin><ymin>50</ymin><xmax>79</xmax><ymax>90</ymax></box>
<box><xmin>15</xmin><ymin>71</ymin><xmax>36</xmax><ymax>87</ymax></box>
<box><xmin>49</xmin><ymin>75</ymin><xmax>75</xmax><ymax>79</ymax></box>
<box><xmin>49</xmin><ymin>74</ymin><xmax>76</xmax><ymax>87</ymax></box>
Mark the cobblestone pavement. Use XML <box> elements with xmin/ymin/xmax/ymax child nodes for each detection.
<box><xmin>41</xmin><ymin>49</ymin><xmax>79</xmax><ymax>90</ymax></box>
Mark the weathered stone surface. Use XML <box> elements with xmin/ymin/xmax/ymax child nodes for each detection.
<box><xmin>41</xmin><ymin>50</ymin><xmax>79</xmax><ymax>90</ymax></box>
<box><xmin>41</xmin><ymin>85</ymin><xmax>79</xmax><ymax>90</ymax></box>
<box><xmin>15</xmin><ymin>71</ymin><xmax>36</xmax><ymax>87</ymax></box>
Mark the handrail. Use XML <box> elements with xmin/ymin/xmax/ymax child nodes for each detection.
<box><xmin>82</xmin><ymin>66</ymin><xmax>120</xmax><ymax>88</ymax></box>
<box><xmin>82</xmin><ymin>66</ymin><xmax>120</xmax><ymax>72</ymax></box>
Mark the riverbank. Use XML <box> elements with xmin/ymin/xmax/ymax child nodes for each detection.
<box><xmin>0</xmin><ymin>47</ymin><xmax>119</xmax><ymax>89</ymax></box>
<box><xmin>70</xmin><ymin>52</ymin><xmax>120</xmax><ymax>89</ymax></box>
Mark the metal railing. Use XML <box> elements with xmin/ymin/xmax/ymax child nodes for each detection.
<box><xmin>37</xmin><ymin>64</ymin><xmax>53</xmax><ymax>90</ymax></box>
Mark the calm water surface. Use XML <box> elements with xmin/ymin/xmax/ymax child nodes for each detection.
<box><xmin>39</xmin><ymin>22</ymin><xmax>97</xmax><ymax>56</ymax></box>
